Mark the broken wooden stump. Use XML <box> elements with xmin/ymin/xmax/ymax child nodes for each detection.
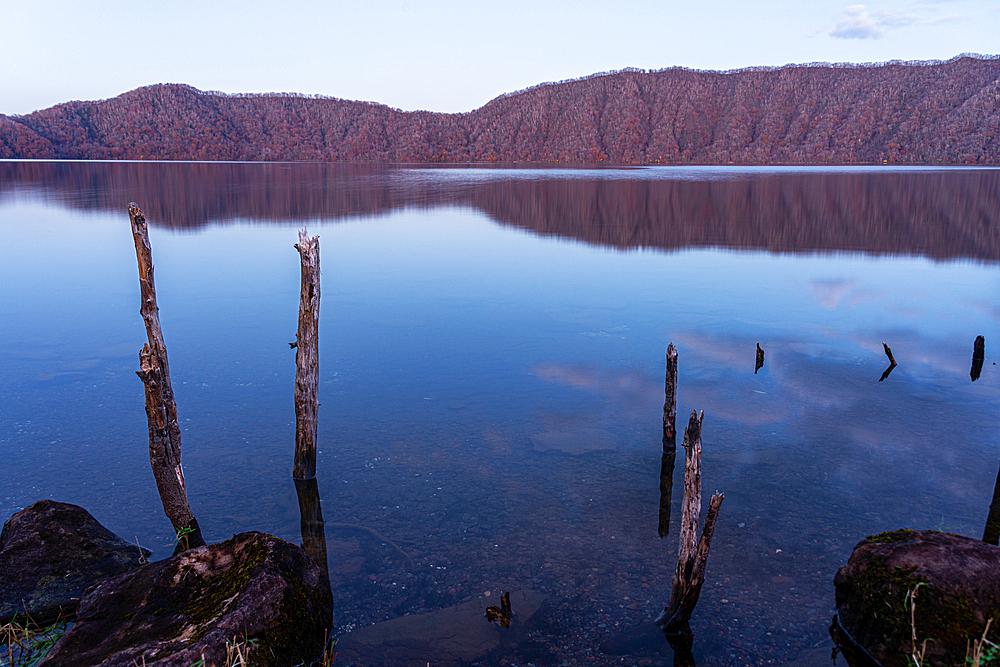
<box><xmin>971</xmin><ymin>335</ymin><xmax>985</xmax><ymax>382</ymax></box>
<box><xmin>879</xmin><ymin>342</ymin><xmax>898</xmax><ymax>382</ymax></box>
<box><xmin>293</xmin><ymin>231</ymin><xmax>320</xmax><ymax>480</ymax></box>
<box><xmin>128</xmin><ymin>203</ymin><xmax>204</xmax><ymax>554</ymax></box>
<box><xmin>656</xmin><ymin>410</ymin><xmax>724</xmax><ymax>633</ymax></box>
<box><xmin>883</xmin><ymin>343</ymin><xmax>897</xmax><ymax>366</ymax></box>
<box><xmin>291</xmin><ymin>231</ymin><xmax>327</xmax><ymax>574</ymax></box>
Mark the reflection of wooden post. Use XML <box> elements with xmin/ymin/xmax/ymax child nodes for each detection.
<box><xmin>293</xmin><ymin>231</ymin><xmax>320</xmax><ymax>480</ymax></box>
<box><xmin>294</xmin><ymin>478</ymin><xmax>329</xmax><ymax>576</ymax></box>
<box><xmin>664</xmin><ymin>621</ymin><xmax>695</xmax><ymax>667</ymax></box>
<box><xmin>657</xmin><ymin>410</ymin><xmax>724</xmax><ymax>632</ymax></box>
<box><xmin>659</xmin><ymin>344</ymin><xmax>679</xmax><ymax>538</ymax></box>
<box><xmin>984</xmin><ymin>462</ymin><xmax>1000</xmax><ymax>545</ymax></box>
<box><xmin>663</xmin><ymin>344</ymin><xmax>678</xmax><ymax>444</ymax></box>
<box><xmin>129</xmin><ymin>203</ymin><xmax>205</xmax><ymax>554</ymax></box>
<box><xmin>658</xmin><ymin>448</ymin><xmax>678</xmax><ymax>538</ymax></box>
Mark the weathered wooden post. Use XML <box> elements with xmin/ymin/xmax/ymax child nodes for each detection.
<box><xmin>293</xmin><ymin>231</ymin><xmax>320</xmax><ymax>480</ymax></box>
<box><xmin>129</xmin><ymin>203</ymin><xmax>205</xmax><ymax>554</ymax></box>
<box><xmin>659</xmin><ymin>343</ymin><xmax>678</xmax><ymax>538</ymax></box>
<box><xmin>291</xmin><ymin>230</ymin><xmax>328</xmax><ymax>575</ymax></box>
<box><xmin>971</xmin><ymin>335</ymin><xmax>985</xmax><ymax>382</ymax></box>
<box><xmin>656</xmin><ymin>410</ymin><xmax>724</xmax><ymax>633</ymax></box>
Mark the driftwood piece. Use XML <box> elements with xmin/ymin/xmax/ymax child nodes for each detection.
<box><xmin>971</xmin><ymin>335</ymin><xmax>985</xmax><ymax>382</ymax></box>
<box><xmin>128</xmin><ymin>203</ymin><xmax>204</xmax><ymax>554</ymax></box>
<box><xmin>293</xmin><ymin>231</ymin><xmax>320</xmax><ymax>480</ymax></box>
<box><xmin>656</xmin><ymin>410</ymin><xmax>724</xmax><ymax>632</ymax></box>
<box><xmin>294</xmin><ymin>478</ymin><xmax>329</xmax><ymax>576</ymax></box>
<box><xmin>663</xmin><ymin>343</ymin><xmax>678</xmax><ymax>445</ymax></box>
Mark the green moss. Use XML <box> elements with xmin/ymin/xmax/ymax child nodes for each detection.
<box><xmin>181</xmin><ymin>535</ymin><xmax>270</xmax><ymax>644</ymax></box>
<box><xmin>848</xmin><ymin>553</ymin><xmax>1000</xmax><ymax>666</ymax></box>
<box><xmin>864</xmin><ymin>529</ymin><xmax>917</xmax><ymax>544</ymax></box>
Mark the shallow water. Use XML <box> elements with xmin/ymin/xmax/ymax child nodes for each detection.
<box><xmin>1</xmin><ymin>162</ymin><xmax>998</xmax><ymax>666</ymax></box>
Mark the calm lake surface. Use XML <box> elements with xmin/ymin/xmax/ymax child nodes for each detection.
<box><xmin>1</xmin><ymin>161</ymin><xmax>998</xmax><ymax>666</ymax></box>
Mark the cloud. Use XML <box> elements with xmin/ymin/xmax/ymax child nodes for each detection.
<box><xmin>829</xmin><ymin>4</ymin><xmax>919</xmax><ymax>39</ymax></box>
<box><xmin>810</xmin><ymin>278</ymin><xmax>855</xmax><ymax>309</ymax></box>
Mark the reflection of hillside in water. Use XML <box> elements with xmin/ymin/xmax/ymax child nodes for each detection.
<box><xmin>2</xmin><ymin>161</ymin><xmax>999</xmax><ymax>260</ymax></box>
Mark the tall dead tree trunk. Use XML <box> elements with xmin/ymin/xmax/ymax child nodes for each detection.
<box><xmin>291</xmin><ymin>231</ymin><xmax>328</xmax><ymax>574</ymax></box>
<box><xmin>129</xmin><ymin>203</ymin><xmax>205</xmax><ymax>554</ymax></box>
<box><xmin>659</xmin><ymin>343</ymin><xmax>679</xmax><ymax>538</ymax></box>
<box><xmin>657</xmin><ymin>410</ymin><xmax>724</xmax><ymax>632</ymax></box>
<box><xmin>293</xmin><ymin>231</ymin><xmax>320</xmax><ymax>480</ymax></box>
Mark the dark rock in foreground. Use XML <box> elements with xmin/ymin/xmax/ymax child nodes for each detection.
<box><xmin>834</xmin><ymin>529</ymin><xmax>1000</xmax><ymax>667</ymax></box>
<box><xmin>0</xmin><ymin>499</ymin><xmax>150</xmax><ymax>625</ymax></box>
<box><xmin>336</xmin><ymin>589</ymin><xmax>546</xmax><ymax>667</ymax></box>
<box><xmin>38</xmin><ymin>531</ymin><xmax>333</xmax><ymax>667</ymax></box>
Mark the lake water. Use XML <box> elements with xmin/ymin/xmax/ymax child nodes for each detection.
<box><xmin>1</xmin><ymin>161</ymin><xmax>998</xmax><ymax>666</ymax></box>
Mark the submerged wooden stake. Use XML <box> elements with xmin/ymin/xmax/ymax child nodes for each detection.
<box><xmin>129</xmin><ymin>203</ymin><xmax>205</xmax><ymax>554</ymax></box>
<box><xmin>293</xmin><ymin>231</ymin><xmax>320</xmax><ymax>480</ymax></box>
<box><xmin>657</xmin><ymin>410</ymin><xmax>724</xmax><ymax>632</ymax></box>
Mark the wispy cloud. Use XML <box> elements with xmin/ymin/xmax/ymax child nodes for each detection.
<box><xmin>830</xmin><ymin>4</ymin><xmax>920</xmax><ymax>39</ymax></box>
<box><xmin>810</xmin><ymin>278</ymin><xmax>855</xmax><ymax>308</ymax></box>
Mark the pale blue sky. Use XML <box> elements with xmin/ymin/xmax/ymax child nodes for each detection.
<box><xmin>1</xmin><ymin>0</ymin><xmax>997</xmax><ymax>116</ymax></box>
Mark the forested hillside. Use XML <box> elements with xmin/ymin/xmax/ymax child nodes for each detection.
<box><xmin>1</xmin><ymin>55</ymin><xmax>998</xmax><ymax>164</ymax></box>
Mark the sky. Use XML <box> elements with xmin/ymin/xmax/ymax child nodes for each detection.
<box><xmin>1</xmin><ymin>0</ymin><xmax>997</xmax><ymax>116</ymax></box>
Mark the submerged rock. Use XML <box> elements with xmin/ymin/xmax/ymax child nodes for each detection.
<box><xmin>834</xmin><ymin>529</ymin><xmax>1000</xmax><ymax>667</ymax></box>
<box><xmin>336</xmin><ymin>589</ymin><xmax>547</xmax><ymax>666</ymax></box>
<box><xmin>38</xmin><ymin>531</ymin><xmax>333</xmax><ymax>667</ymax></box>
<box><xmin>0</xmin><ymin>500</ymin><xmax>150</xmax><ymax>625</ymax></box>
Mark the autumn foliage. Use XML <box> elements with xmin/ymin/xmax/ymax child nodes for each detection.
<box><xmin>1</xmin><ymin>55</ymin><xmax>998</xmax><ymax>164</ymax></box>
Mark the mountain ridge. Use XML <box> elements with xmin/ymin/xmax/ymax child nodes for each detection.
<box><xmin>2</xmin><ymin>55</ymin><xmax>999</xmax><ymax>164</ymax></box>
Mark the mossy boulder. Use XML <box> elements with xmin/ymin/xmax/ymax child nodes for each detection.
<box><xmin>0</xmin><ymin>500</ymin><xmax>150</xmax><ymax>624</ymax></box>
<box><xmin>38</xmin><ymin>531</ymin><xmax>333</xmax><ymax>667</ymax></box>
<box><xmin>834</xmin><ymin>529</ymin><xmax>1000</xmax><ymax>667</ymax></box>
